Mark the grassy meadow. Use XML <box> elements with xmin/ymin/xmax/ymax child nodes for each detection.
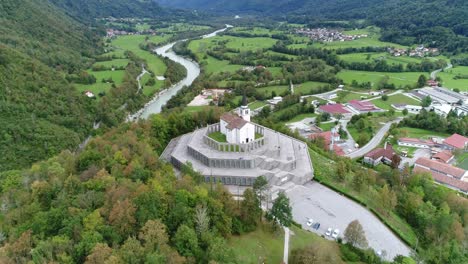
<box><xmin>438</xmin><ymin>66</ymin><xmax>468</xmax><ymax>91</ymax></box>
<box><xmin>337</xmin><ymin>70</ymin><xmax>429</xmax><ymax>88</ymax></box>
<box><xmin>371</xmin><ymin>94</ymin><xmax>420</xmax><ymax>110</ymax></box>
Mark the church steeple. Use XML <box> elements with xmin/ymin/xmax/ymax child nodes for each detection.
<box><xmin>238</xmin><ymin>91</ymin><xmax>251</xmax><ymax>122</ymax></box>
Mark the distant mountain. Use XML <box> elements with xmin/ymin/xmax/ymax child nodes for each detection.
<box><xmin>157</xmin><ymin>0</ymin><xmax>468</xmax><ymax>51</ymax></box>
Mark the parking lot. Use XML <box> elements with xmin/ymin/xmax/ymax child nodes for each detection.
<box><xmin>399</xmin><ymin>148</ymin><xmax>431</xmax><ymax>169</ymax></box>
<box><xmin>285</xmin><ymin>181</ymin><xmax>411</xmax><ymax>260</ymax></box>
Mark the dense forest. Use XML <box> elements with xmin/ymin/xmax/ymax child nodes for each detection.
<box><xmin>50</xmin><ymin>0</ymin><xmax>163</xmax><ymax>21</ymax></box>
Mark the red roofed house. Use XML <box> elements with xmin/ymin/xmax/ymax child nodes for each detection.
<box><xmin>427</xmin><ymin>80</ymin><xmax>439</xmax><ymax>87</ymax></box>
<box><xmin>432</xmin><ymin>150</ymin><xmax>454</xmax><ymax>164</ymax></box>
<box><xmin>363</xmin><ymin>143</ymin><xmax>397</xmax><ymax>166</ymax></box>
<box><xmin>318</xmin><ymin>104</ymin><xmax>352</xmax><ymax>118</ymax></box>
<box><xmin>414</xmin><ymin>157</ymin><xmax>468</xmax><ymax>193</ymax></box>
<box><xmin>397</xmin><ymin>137</ymin><xmax>436</xmax><ymax>149</ymax></box>
<box><xmin>444</xmin><ymin>134</ymin><xmax>468</xmax><ymax>151</ymax></box>
<box><xmin>347</xmin><ymin>100</ymin><xmax>381</xmax><ymax>113</ymax></box>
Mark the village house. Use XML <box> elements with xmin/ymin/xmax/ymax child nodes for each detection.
<box><xmin>363</xmin><ymin>143</ymin><xmax>397</xmax><ymax>167</ymax></box>
<box><xmin>414</xmin><ymin>157</ymin><xmax>468</xmax><ymax>193</ymax></box>
<box><xmin>397</xmin><ymin>137</ymin><xmax>436</xmax><ymax>149</ymax></box>
<box><xmin>443</xmin><ymin>134</ymin><xmax>468</xmax><ymax>151</ymax></box>
<box><xmin>432</xmin><ymin>150</ymin><xmax>454</xmax><ymax>164</ymax></box>
<box><xmin>347</xmin><ymin>100</ymin><xmax>382</xmax><ymax>113</ymax></box>
<box><xmin>318</xmin><ymin>104</ymin><xmax>352</xmax><ymax>118</ymax></box>
<box><xmin>309</xmin><ymin>130</ymin><xmax>345</xmax><ymax>156</ymax></box>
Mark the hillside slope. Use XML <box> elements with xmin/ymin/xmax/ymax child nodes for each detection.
<box><xmin>51</xmin><ymin>0</ymin><xmax>163</xmax><ymax>21</ymax></box>
<box><xmin>0</xmin><ymin>0</ymin><xmax>100</xmax><ymax>170</ymax></box>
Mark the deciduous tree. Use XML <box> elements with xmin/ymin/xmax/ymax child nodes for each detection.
<box><xmin>344</xmin><ymin>220</ymin><xmax>368</xmax><ymax>248</ymax></box>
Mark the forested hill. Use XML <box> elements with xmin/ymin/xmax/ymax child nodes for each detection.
<box><xmin>157</xmin><ymin>0</ymin><xmax>468</xmax><ymax>52</ymax></box>
<box><xmin>50</xmin><ymin>0</ymin><xmax>163</xmax><ymax>21</ymax></box>
<box><xmin>0</xmin><ymin>0</ymin><xmax>102</xmax><ymax>171</ymax></box>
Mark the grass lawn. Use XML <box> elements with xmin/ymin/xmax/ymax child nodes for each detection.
<box><xmin>286</xmin><ymin>113</ymin><xmax>317</xmax><ymax>123</ymax></box>
<box><xmin>184</xmin><ymin>105</ymin><xmax>220</xmax><ymax>113</ymax></box>
<box><xmin>397</xmin><ymin>127</ymin><xmax>450</xmax><ymax>139</ymax></box>
<box><xmin>438</xmin><ymin>66</ymin><xmax>468</xmax><ymax>91</ymax></box>
<box><xmin>372</xmin><ymin>94</ymin><xmax>420</xmax><ymax>110</ymax></box>
<box><xmin>319</xmin><ymin>122</ymin><xmax>336</xmax><ymax>131</ymax></box>
<box><xmin>208</xmin><ymin>131</ymin><xmax>227</xmax><ymax>143</ymax></box>
<box><xmin>141</xmin><ymin>73</ymin><xmax>164</xmax><ymax>96</ymax></box>
<box><xmin>255</xmin><ymin>133</ymin><xmax>263</xmax><ymax>139</ymax></box>
<box><xmin>336</xmin><ymin>90</ymin><xmax>370</xmax><ymax>103</ymax></box>
<box><xmin>455</xmin><ymin>152</ymin><xmax>468</xmax><ymax>170</ymax></box>
<box><xmin>249</xmin><ymin>101</ymin><xmax>267</xmax><ymax>110</ymax></box>
<box><xmin>338</xmin><ymin>70</ymin><xmax>429</xmax><ymax>88</ymax></box>
<box><xmin>229</xmin><ymin>224</ymin><xmax>343</xmax><ymax>264</ymax></box>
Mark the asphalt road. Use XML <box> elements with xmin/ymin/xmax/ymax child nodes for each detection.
<box><xmin>286</xmin><ymin>182</ymin><xmax>411</xmax><ymax>260</ymax></box>
<box><xmin>346</xmin><ymin>119</ymin><xmax>401</xmax><ymax>159</ymax></box>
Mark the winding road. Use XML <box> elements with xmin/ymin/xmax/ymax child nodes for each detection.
<box><xmin>345</xmin><ymin>118</ymin><xmax>402</xmax><ymax>159</ymax></box>
<box><xmin>430</xmin><ymin>63</ymin><xmax>453</xmax><ymax>80</ymax></box>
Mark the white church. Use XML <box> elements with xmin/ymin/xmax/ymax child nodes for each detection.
<box><xmin>219</xmin><ymin>95</ymin><xmax>255</xmax><ymax>144</ymax></box>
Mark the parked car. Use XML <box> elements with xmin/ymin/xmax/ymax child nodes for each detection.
<box><xmin>312</xmin><ymin>223</ymin><xmax>321</xmax><ymax>230</ymax></box>
<box><xmin>332</xmin><ymin>229</ymin><xmax>340</xmax><ymax>239</ymax></box>
<box><xmin>325</xmin><ymin>228</ymin><xmax>332</xmax><ymax>236</ymax></box>
<box><xmin>306</xmin><ymin>218</ymin><xmax>314</xmax><ymax>227</ymax></box>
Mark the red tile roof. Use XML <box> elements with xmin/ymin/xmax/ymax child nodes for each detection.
<box><xmin>432</xmin><ymin>151</ymin><xmax>454</xmax><ymax>164</ymax></box>
<box><xmin>333</xmin><ymin>145</ymin><xmax>345</xmax><ymax>156</ymax></box>
<box><xmin>415</xmin><ymin>157</ymin><xmax>466</xmax><ymax>179</ymax></box>
<box><xmin>221</xmin><ymin>113</ymin><xmax>247</xmax><ymax>130</ymax></box>
<box><xmin>365</xmin><ymin>144</ymin><xmax>395</xmax><ymax>160</ymax></box>
<box><xmin>414</xmin><ymin>167</ymin><xmax>468</xmax><ymax>192</ymax></box>
<box><xmin>319</xmin><ymin>104</ymin><xmax>350</xmax><ymax>114</ymax></box>
<box><xmin>348</xmin><ymin>100</ymin><xmax>379</xmax><ymax>112</ymax></box>
<box><xmin>444</xmin><ymin>134</ymin><xmax>468</xmax><ymax>149</ymax></box>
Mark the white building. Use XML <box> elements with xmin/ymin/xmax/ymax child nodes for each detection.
<box><xmin>405</xmin><ymin>105</ymin><xmax>423</xmax><ymax>114</ymax></box>
<box><xmin>455</xmin><ymin>105</ymin><xmax>468</xmax><ymax>117</ymax></box>
<box><xmin>220</xmin><ymin>96</ymin><xmax>255</xmax><ymax>144</ymax></box>
<box><xmin>432</xmin><ymin>104</ymin><xmax>452</xmax><ymax>117</ymax></box>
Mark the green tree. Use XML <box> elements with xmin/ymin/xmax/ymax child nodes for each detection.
<box><xmin>381</xmin><ymin>94</ymin><xmax>389</xmax><ymax>101</ymax></box>
<box><xmin>378</xmin><ymin>185</ymin><xmax>397</xmax><ymax>215</ymax></box>
<box><xmin>344</xmin><ymin>220</ymin><xmax>368</xmax><ymax>248</ymax></box>
<box><xmin>173</xmin><ymin>225</ymin><xmax>200</xmax><ymax>258</ymax></box>
<box><xmin>267</xmin><ymin>191</ymin><xmax>292</xmax><ymax>227</ymax></box>
<box><xmin>417</xmin><ymin>75</ymin><xmax>427</xmax><ymax>88</ymax></box>
<box><xmin>402</xmin><ymin>108</ymin><xmax>409</xmax><ymax>116</ymax></box>
<box><xmin>336</xmin><ymin>160</ymin><xmax>348</xmax><ymax>182</ymax></box>
<box><xmin>240</xmin><ymin>188</ymin><xmax>262</xmax><ymax>231</ymax></box>
<box><xmin>421</xmin><ymin>96</ymin><xmax>432</xmax><ymax>107</ymax></box>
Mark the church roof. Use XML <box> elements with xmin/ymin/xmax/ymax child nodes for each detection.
<box><xmin>221</xmin><ymin>113</ymin><xmax>248</xmax><ymax>130</ymax></box>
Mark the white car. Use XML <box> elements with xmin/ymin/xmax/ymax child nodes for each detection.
<box><xmin>325</xmin><ymin>228</ymin><xmax>332</xmax><ymax>236</ymax></box>
<box><xmin>332</xmin><ymin>229</ymin><xmax>340</xmax><ymax>239</ymax></box>
<box><xmin>306</xmin><ymin>218</ymin><xmax>314</xmax><ymax>227</ymax></box>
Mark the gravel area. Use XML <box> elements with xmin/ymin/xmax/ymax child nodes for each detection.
<box><xmin>285</xmin><ymin>181</ymin><xmax>412</xmax><ymax>260</ymax></box>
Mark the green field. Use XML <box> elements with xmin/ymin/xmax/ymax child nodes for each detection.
<box><xmin>112</xmin><ymin>35</ymin><xmax>167</xmax><ymax>76</ymax></box>
<box><xmin>200</xmin><ymin>56</ymin><xmax>245</xmax><ymax>74</ymax></box>
<box><xmin>94</xmin><ymin>58</ymin><xmax>130</xmax><ymax>68</ymax></box>
<box><xmin>398</xmin><ymin>127</ymin><xmax>450</xmax><ymax>139</ymax></box>
<box><xmin>338</xmin><ymin>70</ymin><xmax>429</xmax><ymax>88</ymax></box>
<box><xmin>229</xmin><ymin>225</ymin><xmax>343</xmax><ymax>264</ymax></box>
<box><xmin>339</xmin><ymin>52</ymin><xmax>447</xmax><ymax>65</ymax></box>
<box><xmin>257</xmin><ymin>81</ymin><xmax>329</xmax><ymax>97</ymax></box>
<box><xmin>336</xmin><ymin>90</ymin><xmax>371</xmax><ymax>103</ymax></box>
<box><xmin>371</xmin><ymin>93</ymin><xmax>420</xmax><ymax>110</ymax></box>
<box><xmin>75</xmin><ymin>70</ymin><xmax>126</xmax><ymax>96</ymax></box>
<box><xmin>438</xmin><ymin>66</ymin><xmax>468</xmax><ymax>91</ymax></box>
<box><xmin>248</xmin><ymin>101</ymin><xmax>268</xmax><ymax>110</ymax></box>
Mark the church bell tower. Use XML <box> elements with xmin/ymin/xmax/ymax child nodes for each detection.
<box><xmin>238</xmin><ymin>92</ymin><xmax>251</xmax><ymax>122</ymax></box>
